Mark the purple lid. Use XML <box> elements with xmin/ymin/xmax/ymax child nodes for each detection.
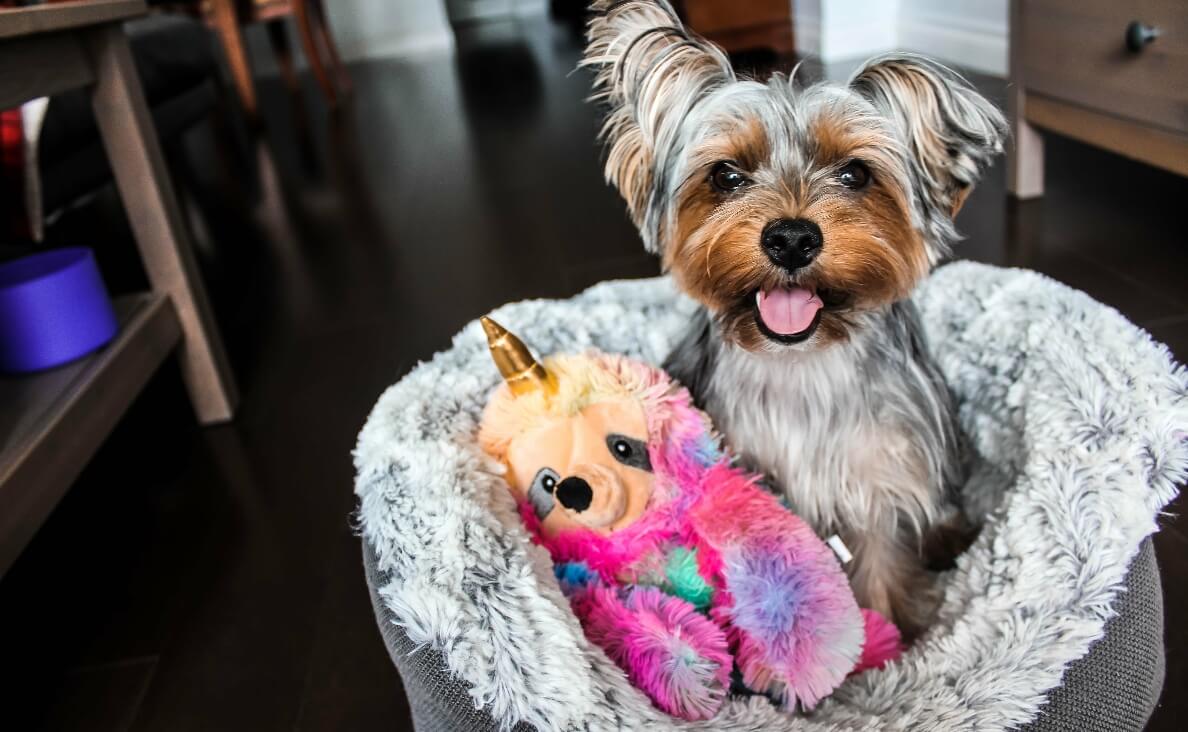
<box><xmin>0</xmin><ymin>247</ymin><xmax>119</xmax><ymax>374</ymax></box>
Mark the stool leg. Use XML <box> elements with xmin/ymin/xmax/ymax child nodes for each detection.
<box><xmin>266</xmin><ymin>19</ymin><xmax>302</xmax><ymax>97</ymax></box>
<box><xmin>310</xmin><ymin>0</ymin><xmax>352</xmax><ymax>95</ymax></box>
<box><xmin>208</xmin><ymin>0</ymin><xmax>259</xmax><ymax>121</ymax></box>
<box><xmin>293</xmin><ymin>0</ymin><xmax>338</xmax><ymax>107</ymax></box>
<box><xmin>85</xmin><ymin>26</ymin><xmax>238</xmax><ymax>424</ymax></box>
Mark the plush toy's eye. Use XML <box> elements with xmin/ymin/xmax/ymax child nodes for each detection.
<box><xmin>537</xmin><ymin>470</ymin><xmax>559</xmax><ymax>493</ymax></box>
<box><xmin>606</xmin><ymin>434</ymin><xmax>652</xmax><ymax>472</ymax></box>
<box><xmin>528</xmin><ymin>467</ymin><xmax>560</xmax><ymax>519</ymax></box>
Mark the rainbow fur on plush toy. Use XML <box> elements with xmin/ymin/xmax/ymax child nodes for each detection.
<box><xmin>478</xmin><ymin>317</ymin><xmax>901</xmax><ymax>721</ymax></box>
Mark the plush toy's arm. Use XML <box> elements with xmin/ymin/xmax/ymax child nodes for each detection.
<box><xmin>690</xmin><ymin>463</ymin><xmax>865</xmax><ymax>711</ymax></box>
<box><xmin>568</xmin><ymin>584</ymin><xmax>731</xmax><ymax>721</ymax></box>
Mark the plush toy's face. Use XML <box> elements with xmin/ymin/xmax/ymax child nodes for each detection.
<box><xmin>504</xmin><ymin>396</ymin><xmax>655</xmax><ymax>538</ymax></box>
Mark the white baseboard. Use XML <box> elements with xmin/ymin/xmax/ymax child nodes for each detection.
<box><xmin>898</xmin><ymin>14</ymin><xmax>1007</xmax><ymax>77</ymax></box>
<box><xmin>341</xmin><ymin>31</ymin><xmax>456</xmax><ymax>62</ymax></box>
<box><xmin>446</xmin><ymin>0</ymin><xmax>547</xmax><ymax>23</ymax></box>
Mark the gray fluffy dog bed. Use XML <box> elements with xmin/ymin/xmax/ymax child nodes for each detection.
<box><xmin>355</xmin><ymin>262</ymin><xmax>1187</xmax><ymax>731</ymax></box>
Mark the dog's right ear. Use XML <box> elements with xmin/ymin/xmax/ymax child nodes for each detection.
<box><xmin>849</xmin><ymin>54</ymin><xmax>1006</xmax><ymax>220</ymax></box>
<box><xmin>585</xmin><ymin>1</ymin><xmax>732</xmax><ymax>253</ymax></box>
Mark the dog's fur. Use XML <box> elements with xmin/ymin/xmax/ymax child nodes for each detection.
<box><xmin>583</xmin><ymin>0</ymin><xmax>1006</xmax><ymax>637</ymax></box>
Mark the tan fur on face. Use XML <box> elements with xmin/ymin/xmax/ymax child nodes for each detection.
<box><xmin>664</xmin><ymin>111</ymin><xmax>928</xmax><ymax>351</ymax></box>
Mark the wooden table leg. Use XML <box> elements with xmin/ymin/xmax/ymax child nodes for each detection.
<box><xmin>311</xmin><ymin>0</ymin><xmax>351</xmax><ymax>95</ymax></box>
<box><xmin>1008</xmin><ymin>117</ymin><xmax>1045</xmax><ymax>199</ymax></box>
<box><xmin>1007</xmin><ymin>0</ymin><xmax>1043</xmax><ymax>198</ymax></box>
<box><xmin>266</xmin><ymin>18</ymin><xmax>302</xmax><ymax>97</ymax></box>
<box><xmin>294</xmin><ymin>0</ymin><xmax>338</xmax><ymax>106</ymax></box>
<box><xmin>208</xmin><ymin>0</ymin><xmax>259</xmax><ymax>121</ymax></box>
<box><xmin>83</xmin><ymin>24</ymin><xmax>238</xmax><ymax>424</ymax></box>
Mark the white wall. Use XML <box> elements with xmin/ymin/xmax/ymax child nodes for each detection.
<box><xmin>793</xmin><ymin>0</ymin><xmax>1008</xmax><ymax>77</ymax></box>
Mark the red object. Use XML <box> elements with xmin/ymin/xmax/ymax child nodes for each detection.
<box><xmin>1</xmin><ymin>106</ymin><xmax>30</xmax><ymax>240</ymax></box>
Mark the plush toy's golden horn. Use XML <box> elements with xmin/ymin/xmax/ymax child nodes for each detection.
<box><xmin>481</xmin><ymin>316</ymin><xmax>557</xmax><ymax>397</ymax></box>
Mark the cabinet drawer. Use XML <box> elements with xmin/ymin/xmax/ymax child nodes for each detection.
<box><xmin>1019</xmin><ymin>0</ymin><xmax>1188</xmax><ymax>134</ymax></box>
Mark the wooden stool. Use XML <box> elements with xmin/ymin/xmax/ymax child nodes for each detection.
<box><xmin>0</xmin><ymin>0</ymin><xmax>238</xmax><ymax>575</ymax></box>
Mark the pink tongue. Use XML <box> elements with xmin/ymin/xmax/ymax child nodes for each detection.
<box><xmin>757</xmin><ymin>287</ymin><xmax>822</xmax><ymax>336</ymax></box>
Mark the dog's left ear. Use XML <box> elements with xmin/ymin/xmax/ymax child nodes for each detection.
<box><xmin>584</xmin><ymin>1</ymin><xmax>733</xmax><ymax>253</ymax></box>
<box><xmin>850</xmin><ymin>54</ymin><xmax>1006</xmax><ymax>218</ymax></box>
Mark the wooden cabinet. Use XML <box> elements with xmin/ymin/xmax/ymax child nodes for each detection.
<box><xmin>680</xmin><ymin>0</ymin><xmax>794</xmax><ymax>55</ymax></box>
<box><xmin>1008</xmin><ymin>0</ymin><xmax>1188</xmax><ymax>197</ymax></box>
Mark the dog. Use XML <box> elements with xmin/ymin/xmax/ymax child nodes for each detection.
<box><xmin>583</xmin><ymin>0</ymin><xmax>1006</xmax><ymax>638</ymax></box>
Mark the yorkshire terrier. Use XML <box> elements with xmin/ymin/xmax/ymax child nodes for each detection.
<box><xmin>584</xmin><ymin>0</ymin><xmax>1006</xmax><ymax>638</ymax></box>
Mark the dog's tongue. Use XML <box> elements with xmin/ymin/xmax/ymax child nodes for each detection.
<box><xmin>757</xmin><ymin>287</ymin><xmax>822</xmax><ymax>336</ymax></box>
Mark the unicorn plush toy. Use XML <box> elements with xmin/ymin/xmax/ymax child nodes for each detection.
<box><xmin>478</xmin><ymin>317</ymin><xmax>900</xmax><ymax>721</ymax></box>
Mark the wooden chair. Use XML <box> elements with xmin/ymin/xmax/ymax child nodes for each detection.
<box><xmin>158</xmin><ymin>0</ymin><xmax>351</xmax><ymax>120</ymax></box>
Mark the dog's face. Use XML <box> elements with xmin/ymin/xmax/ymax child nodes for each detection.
<box><xmin>660</xmin><ymin>84</ymin><xmax>929</xmax><ymax>350</ymax></box>
<box><xmin>586</xmin><ymin>2</ymin><xmax>1006</xmax><ymax>351</ymax></box>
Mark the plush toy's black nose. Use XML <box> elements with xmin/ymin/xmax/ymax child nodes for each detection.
<box><xmin>761</xmin><ymin>218</ymin><xmax>823</xmax><ymax>272</ymax></box>
<box><xmin>556</xmin><ymin>476</ymin><xmax>593</xmax><ymax>512</ymax></box>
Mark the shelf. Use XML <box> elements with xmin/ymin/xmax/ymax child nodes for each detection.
<box><xmin>0</xmin><ymin>292</ymin><xmax>181</xmax><ymax>576</ymax></box>
<box><xmin>0</xmin><ymin>0</ymin><xmax>146</xmax><ymax>40</ymax></box>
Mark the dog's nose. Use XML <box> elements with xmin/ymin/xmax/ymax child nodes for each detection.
<box><xmin>761</xmin><ymin>219</ymin><xmax>823</xmax><ymax>272</ymax></box>
<box><xmin>556</xmin><ymin>476</ymin><xmax>594</xmax><ymax>512</ymax></box>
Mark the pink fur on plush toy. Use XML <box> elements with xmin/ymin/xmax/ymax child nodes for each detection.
<box><xmin>478</xmin><ymin>318</ymin><xmax>901</xmax><ymax>720</ymax></box>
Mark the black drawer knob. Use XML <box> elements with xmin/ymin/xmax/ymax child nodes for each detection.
<box><xmin>1126</xmin><ymin>21</ymin><xmax>1160</xmax><ymax>53</ymax></box>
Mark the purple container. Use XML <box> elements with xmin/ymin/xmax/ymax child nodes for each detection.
<box><xmin>0</xmin><ymin>247</ymin><xmax>119</xmax><ymax>374</ymax></box>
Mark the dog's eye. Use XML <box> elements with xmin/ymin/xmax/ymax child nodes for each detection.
<box><xmin>838</xmin><ymin>161</ymin><xmax>871</xmax><ymax>189</ymax></box>
<box><xmin>710</xmin><ymin>162</ymin><xmax>750</xmax><ymax>193</ymax></box>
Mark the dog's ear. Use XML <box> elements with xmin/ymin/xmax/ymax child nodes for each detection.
<box><xmin>585</xmin><ymin>1</ymin><xmax>732</xmax><ymax>252</ymax></box>
<box><xmin>850</xmin><ymin>54</ymin><xmax>1006</xmax><ymax>219</ymax></box>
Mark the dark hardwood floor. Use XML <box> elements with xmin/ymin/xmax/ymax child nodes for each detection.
<box><xmin>1</xmin><ymin>14</ymin><xmax>1184</xmax><ymax>731</ymax></box>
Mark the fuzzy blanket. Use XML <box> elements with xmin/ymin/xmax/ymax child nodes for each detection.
<box><xmin>354</xmin><ymin>262</ymin><xmax>1187</xmax><ymax>731</ymax></box>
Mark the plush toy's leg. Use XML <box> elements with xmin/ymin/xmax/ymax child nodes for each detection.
<box><xmin>713</xmin><ymin>569</ymin><xmax>862</xmax><ymax>714</ymax></box>
<box><xmin>690</xmin><ymin>465</ymin><xmax>867</xmax><ymax>711</ymax></box>
<box><xmin>571</xmin><ymin>585</ymin><xmax>730</xmax><ymax>721</ymax></box>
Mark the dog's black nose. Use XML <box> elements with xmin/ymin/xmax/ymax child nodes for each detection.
<box><xmin>556</xmin><ymin>476</ymin><xmax>593</xmax><ymax>512</ymax></box>
<box><xmin>761</xmin><ymin>219</ymin><xmax>823</xmax><ymax>272</ymax></box>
